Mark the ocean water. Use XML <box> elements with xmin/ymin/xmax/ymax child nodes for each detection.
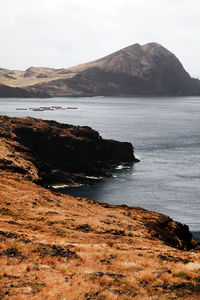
<box><xmin>1</xmin><ymin>96</ymin><xmax>200</xmax><ymax>236</ymax></box>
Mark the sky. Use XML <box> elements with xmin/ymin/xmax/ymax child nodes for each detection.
<box><xmin>0</xmin><ymin>0</ymin><xmax>199</xmax><ymax>78</ymax></box>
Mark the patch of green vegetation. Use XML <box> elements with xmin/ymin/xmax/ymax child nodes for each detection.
<box><xmin>172</xmin><ymin>281</ymin><xmax>184</xmax><ymax>287</ymax></box>
<box><xmin>89</xmin><ymin>274</ymin><xmax>98</xmax><ymax>281</ymax></box>
<box><xmin>59</xmin><ymin>268</ymin><xmax>67</xmax><ymax>274</ymax></box>
<box><xmin>175</xmin><ymin>272</ymin><xmax>190</xmax><ymax>280</ymax></box>
<box><xmin>32</xmin><ymin>264</ymin><xmax>40</xmax><ymax>271</ymax></box>
<box><xmin>31</xmin><ymin>282</ymin><xmax>45</xmax><ymax>293</ymax></box>
<box><xmin>157</xmin><ymin>265</ymin><xmax>168</xmax><ymax>271</ymax></box>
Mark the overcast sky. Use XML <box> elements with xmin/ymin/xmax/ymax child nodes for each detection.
<box><xmin>0</xmin><ymin>0</ymin><xmax>199</xmax><ymax>77</ymax></box>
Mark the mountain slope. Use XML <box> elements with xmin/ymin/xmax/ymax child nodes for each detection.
<box><xmin>0</xmin><ymin>43</ymin><xmax>200</xmax><ymax>97</ymax></box>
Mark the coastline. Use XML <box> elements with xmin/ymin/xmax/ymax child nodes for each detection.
<box><xmin>0</xmin><ymin>115</ymin><xmax>200</xmax><ymax>299</ymax></box>
<box><xmin>0</xmin><ymin>170</ymin><xmax>200</xmax><ymax>299</ymax></box>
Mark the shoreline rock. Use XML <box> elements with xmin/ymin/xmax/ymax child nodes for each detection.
<box><xmin>0</xmin><ymin>115</ymin><xmax>139</xmax><ymax>186</ymax></box>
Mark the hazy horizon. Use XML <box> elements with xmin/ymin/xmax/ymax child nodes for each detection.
<box><xmin>1</xmin><ymin>0</ymin><xmax>200</xmax><ymax>78</ymax></box>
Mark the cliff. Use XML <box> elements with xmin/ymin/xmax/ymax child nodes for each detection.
<box><xmin>0</xmin><ymin>43</ymin><xmax>200</xmax><ymax>97</ymax></box>
<box><xmin>0</xmin><ymin>116</ymin><xmax>200</xmax><ymax>299</ymax></box>
<box><xmin>0</xmin><ymin>116</ymin><xmax>138</xmax><ymax>185</ymax></box>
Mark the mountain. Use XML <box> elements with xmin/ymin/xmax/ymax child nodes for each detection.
<box><xmin>0</xmin><ymin>117</ymin><xmax>199</xmax><ymax>299</ymax></box>
<box><xmin>0</xmin><ymin>43</ymin><xmax>200</xmax><ymax>97</ymax></box>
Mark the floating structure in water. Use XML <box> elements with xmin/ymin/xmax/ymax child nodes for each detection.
<box><xmin>16</xmin><ymin>108</ymin><xmax>28</xmax><ymax>110</ymax></box>
<box><xmin>17</xmin><ymin>106</ymin><xmax>78</xmax><ymax>111</ymax></box>
<box><xmin>39</xmin><ymin>106</ymin><xmax>54</xmax><ymax>110</ymax></box>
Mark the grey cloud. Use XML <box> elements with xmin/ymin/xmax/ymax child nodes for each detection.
<box><xmin>0</xmin><ymin>0</ymin><xmax>199</xmax><ymax>77</ymax></box>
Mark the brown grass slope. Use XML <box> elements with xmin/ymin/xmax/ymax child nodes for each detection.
<box><xmin>0</xmin><ymin>116</ymin><xmax>200</xmax><ymax>299</ymax></box>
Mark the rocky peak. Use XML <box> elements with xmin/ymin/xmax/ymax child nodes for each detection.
<box><xmin>0</xmin><ymin>42</ymin><xmax>200</xmax><ymax>97</ymax></box>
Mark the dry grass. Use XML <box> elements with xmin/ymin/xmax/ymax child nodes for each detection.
<box><xmin>0</xmin><ymin>67</ymin><xmax>75</xmax><ymax>88</ymax></box>
<box><xmin>0</xmin><ymin>170</ymin><xmax>200</xmax><ymax>299</ymax></box>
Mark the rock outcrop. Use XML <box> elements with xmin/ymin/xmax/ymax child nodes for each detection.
<box><xmin>0</xmin><ymin>84</ymin><xmax>30</xmax><ymax>98</ymax></box>
<box><xmin>0</xmin><ymin>116</ymin><xmax>138</xmax><ymax>185</ymax></box>
<box><xmin>0</xmin><ymin>43</ymin><xmax>200</xmax><ymax>97</ymax></box>
<box><xmin>0</xmin><ymin>84</ymin><xmax>48</xmax><ymax>98</ymax></box>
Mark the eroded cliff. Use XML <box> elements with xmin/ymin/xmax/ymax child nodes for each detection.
<box><xmin>0</xmin><ymin>116</ymin><xmax>138</xmax><ymax>185</ymax></box>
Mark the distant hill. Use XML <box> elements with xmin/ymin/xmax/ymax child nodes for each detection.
<box><xmin>0</xmin><ymin>43</ymin><xmax>200</xmax><ymax>97</ymax></box>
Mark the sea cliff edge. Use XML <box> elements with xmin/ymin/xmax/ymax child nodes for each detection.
<box><xmin>0</xmin><ymin>116</ymin><xmax>200</xmax><ymax>299</ymax></box>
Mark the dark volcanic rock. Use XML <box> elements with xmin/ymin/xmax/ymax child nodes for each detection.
<box><xmin>0</xmin><ymin>84</ymin><xmax>48</xmax><ymax>98</ymax></box>
<box><xmin>146</xmin><ymin>214</ymin><xmax>196</xmax><ymax>250</ymax></box>
<box><xmin>34</xmin><ymin>244</ymin><xmax>77</xmax><ymax>258</ymax></box>
<box><xmin>0</xmin><ymin>116</ymin><xmax>138</xmax><ymax>184</ymax></box>
<box><xmin>0</xmin><ymin>84</ymin><xmax>30</xmax><ymax>97</ymax></box>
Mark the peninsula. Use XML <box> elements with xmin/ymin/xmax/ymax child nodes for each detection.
<box><xmin>0</xmin><ymin>43</ymin><xmax>200</xmax><ymax>98</ymax></box>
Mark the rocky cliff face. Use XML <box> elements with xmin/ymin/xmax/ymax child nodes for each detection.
<box><xmin>0</xmin><ymin>116</ymin><xmax>138</xmax><ymax>185</ymax></box>
<box><xmin>0</xmin><ymin>84</ymin><xmax>31</xmax><ymax>98</ymax></box>
<box><xmin>0</xmin><ymin>43</ymin><xmax>199</xmax><ymax>97</ymax></box>
<box><xmin>61</xmin><ymin>42</ymin><xmax>196</xmax><ymax>96</ymax></box>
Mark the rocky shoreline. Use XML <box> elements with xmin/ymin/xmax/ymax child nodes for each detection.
<box><xmin>0</xmin><ymin>116</ymin><xmax>200</xmax><ymax>299</ymax></box>
<box><xmin>0</xmin><ymin>116</ymin><xmax>139</xmax><ymax>186</ymax></box>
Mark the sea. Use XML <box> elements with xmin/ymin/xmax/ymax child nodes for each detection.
<box><xmin>1</xmin><ymin>96</ymin><xmax>200</xmax><ymax>239</ymax></box>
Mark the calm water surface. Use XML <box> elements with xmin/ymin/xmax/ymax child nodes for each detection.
<box><xmin>1</xmin><ymin>96</ymin><xmax>200</xmax><ymax>234</ymax></box>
